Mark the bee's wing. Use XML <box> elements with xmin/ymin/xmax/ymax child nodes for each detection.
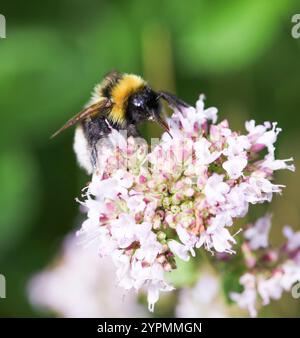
<box><xmin>158</xmin><ymin>91</ymin><xmax>189</xmax><ymax>112</ymax></box>
<box><xmin>50</xmin><ymin>98</ymin><xmax>112</xmax><ymax>138</ymax></box>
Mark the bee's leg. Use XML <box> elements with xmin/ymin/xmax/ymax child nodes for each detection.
<box><xmin>158</xmin><ymin>91</ymin><xmax>190</xmax><ymax>113</ymax></box>
<box><xmin>127</xmin><ymin>124</ymin><xmax>140</xmax><ymax>137</ymax></box>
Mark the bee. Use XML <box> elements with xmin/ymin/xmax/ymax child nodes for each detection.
<box><xmin>51</xmin><ymin>71</ymin><xmax>188</xmax><ymax>173</ymax></box>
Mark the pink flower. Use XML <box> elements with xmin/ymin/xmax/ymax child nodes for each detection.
<box><xmin>231</xmin><ymin>217</ymin><xmax>300</xmax><ymax>317</ymax></box>
<box><xmin>76</xmin><ymin>94</ymin><xmax>294</xmax><ymax>312</ymax></box>
<box><xmin>204</xmin><ymin>174</ymin><xmax>230</xmax><ymax>205</ymax></box>
<box><xmin>223</xmin><ymin>156</ymin><xmax>248</xmax><ymax>179</ymax></box>
<box><xmin>244</xmin><ymin>214</ymin><xmax>272</xmax><ymax>250</ymax></box>
<box><xmin>230</xmin><ymin>273</ymin><xmax>257</xmax><ymax>318</ymax></box>
<box><xmin>283</xmin><ymin>226</ymin><xmax>300</xmax><ymax>252</ymax></box>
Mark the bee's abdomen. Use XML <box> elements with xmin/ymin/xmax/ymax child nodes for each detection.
<box><xmin>75</xmin><ymin>115</ymin><xmax>140</xmax><ymax>173</ymax></box>
<box><xmin>83</xmin><ymin>116</ymin><xmax>112</xmax><ymax>146</ymax></box>
<box><xmin>74</xmin><ymin>117</ymin><xmax>113</xmax><ymax>174</ymax></box>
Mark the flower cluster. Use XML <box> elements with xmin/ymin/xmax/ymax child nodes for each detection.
<box><xmin>230</xmin><ymin>215</ymin><xmax>300</xmax><ymax>317</ymax></box>
<box><xmin>77</xmin><ymin>95</ymin><xmax>294</xmax><ymax>311</ymax></box>
<box><xmin>28</xmin><ymin>233</ymin><xmax>146</xmax><ymax>317</ymax></box>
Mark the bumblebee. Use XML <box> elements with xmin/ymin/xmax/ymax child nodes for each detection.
<box><xmin>51</xmin><ymin>71</ymin><xmax>188</xmax><ymax>173</ymax></box>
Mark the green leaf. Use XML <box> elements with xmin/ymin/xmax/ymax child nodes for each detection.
<box><xmin>177</xmin><ymin>0</ymin><xmax>292</xmax><ymax>73</ymax></box>
<box><xmin>0</xmin><ymin>149</ymin><xmax>40</xmax><ymax>253</ymax></box>
<box><xmin>222</xmin><ymin>270</ymin><xmax>244</xmax><ymax>303</ymax></box>
<box><xmin>166</xmin><ymin>257</ymin><xmax>200</xmax><ymax>288</ymax></box>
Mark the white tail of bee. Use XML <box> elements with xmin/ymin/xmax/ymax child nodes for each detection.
<box><xmin>73</xmin><ymin>125</ymin><xmax>94</xmax><ymax>175</ymax></box>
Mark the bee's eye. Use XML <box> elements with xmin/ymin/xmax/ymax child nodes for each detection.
<box><xmin>132</xmin><ymin>95</ymin><xmax>144</xmax><ymax>108</ymax></box>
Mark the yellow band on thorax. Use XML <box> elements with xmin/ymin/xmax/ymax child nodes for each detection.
<box><xmin>109</xmin><ymin>74</ymin><xmax>146</xmax><ymax>124</ymax></box>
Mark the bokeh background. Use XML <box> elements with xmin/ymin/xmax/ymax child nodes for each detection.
<box><xmin>0</xmin><ymin>0</ymin><xmax>299</xmax><ymax>317</ymax></box>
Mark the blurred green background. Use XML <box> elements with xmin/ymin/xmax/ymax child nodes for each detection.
<box><xmin>0</xmin><ymin>0</ymin><xmax>299</xmax><ymax>317</ymax></box>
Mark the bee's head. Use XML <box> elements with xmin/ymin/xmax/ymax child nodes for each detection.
<box><xmin>127</xmin><ymin>86</ymin><xmax>170</xmax><ymax>133</ymax></box>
